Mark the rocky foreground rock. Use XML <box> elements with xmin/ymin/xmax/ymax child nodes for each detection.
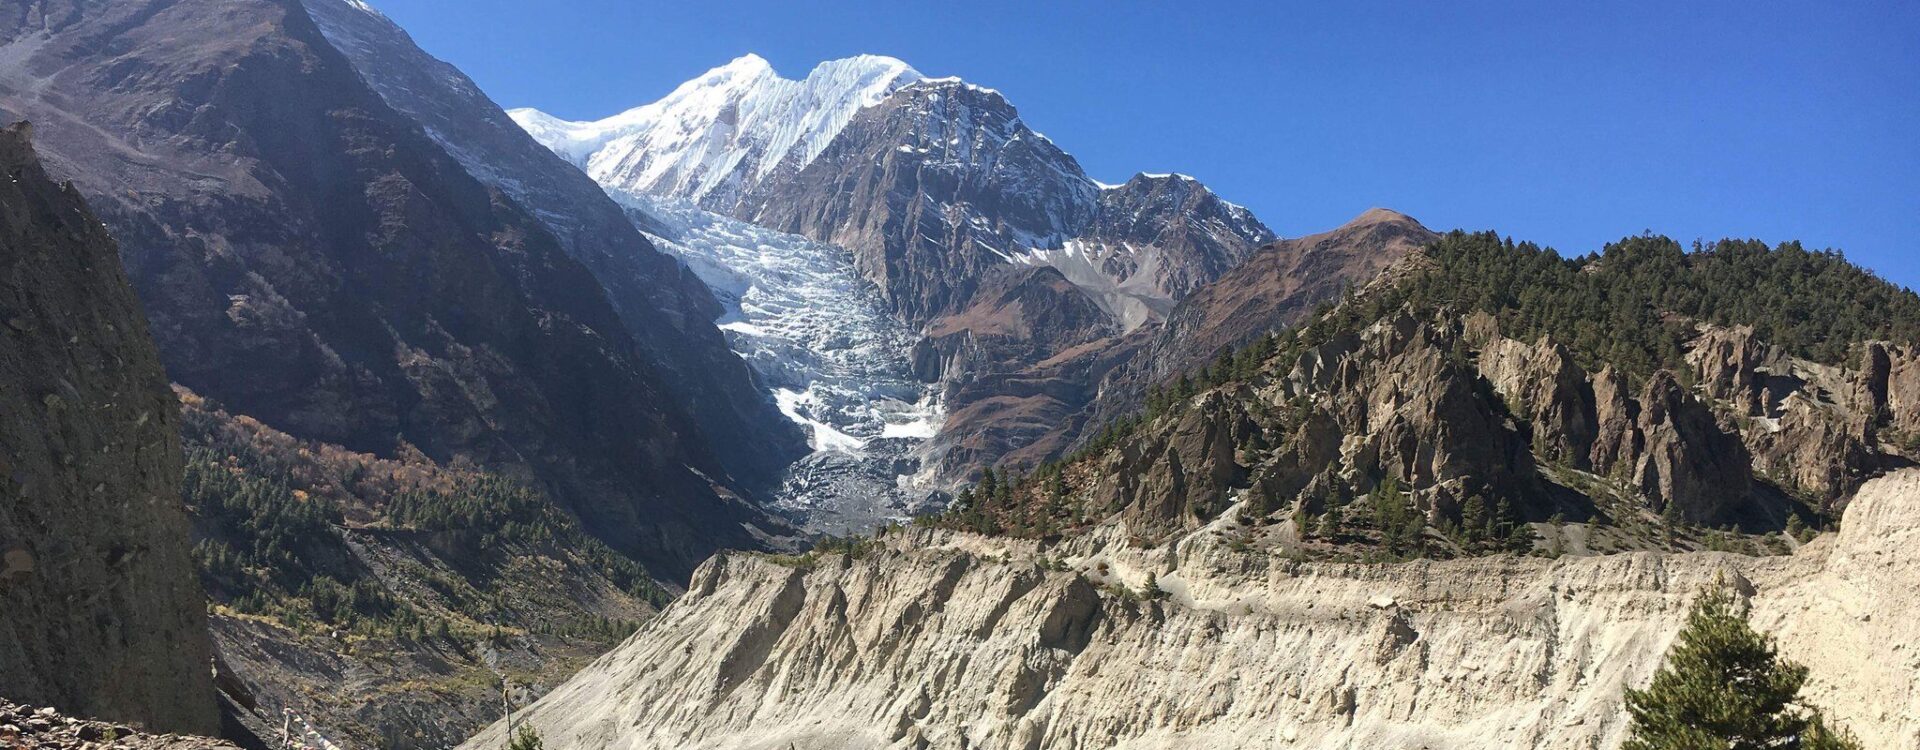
<box><xmin>0</xmin><ymin>701</ymin><xmax>238</xmax><ymax>750</ymax></box>
<box><xmin>461</xmin><ymin>469</ymin><xmax>1920</xmax><ymax>750</ymax></box>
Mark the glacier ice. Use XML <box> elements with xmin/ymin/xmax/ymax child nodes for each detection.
<box><xmin>616</xmin><ymin>193</ymin><xmax>947</xmax><ymax>534</ymax></box>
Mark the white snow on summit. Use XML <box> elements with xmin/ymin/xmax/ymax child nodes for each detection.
<box><xmin>509</xmin><ymin>54</ymin><xmax>921</xmax><ymax>207</ymax></box>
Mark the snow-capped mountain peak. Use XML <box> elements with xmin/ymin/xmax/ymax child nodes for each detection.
<box><xmin>509</xmin><ymin>53</ymin><xmax>922</xmax><ymax>210</ymax></box>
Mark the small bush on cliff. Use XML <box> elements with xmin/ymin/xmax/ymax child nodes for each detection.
<box><xmin>1623</xmin><ymin>584</ymin><xmax>1860</xmax><ymax>750</ymax></box>
<box><xmin>507</xmin><ymin>725</ymin><xmax>544</xmax><ymax>750</ymax></box>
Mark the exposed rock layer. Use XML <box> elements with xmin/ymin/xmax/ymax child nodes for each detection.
<box><xmin>0</xmin><ymin>123</ymin><xmax>217</xmax><ymax>734</ymax></box>
<box><xmin>461</xmin><ymin>470</ymin><xmax>1920</xmax><ymax>750</ymax></box>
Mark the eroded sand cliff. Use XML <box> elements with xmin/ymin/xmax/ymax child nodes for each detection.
<box><xmin>463</xmin><ymin>470</ymin><xmax>1920</xmax><ymax>749</ymax></box>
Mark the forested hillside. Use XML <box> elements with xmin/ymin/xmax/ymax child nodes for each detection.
<box><xmin>178</xmin><ymin>391</ymin><xmax>658</xmax><ymax>749</ymax></box>
<box><xmin>934</xmin><ymin>232</ymin><xmax>1920</xmax><ymax>561</ymax></box>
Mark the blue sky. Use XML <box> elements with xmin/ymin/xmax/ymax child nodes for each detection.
<box><xmin>370</xmin><ymin>0</ymin><xmax>1918</xmax><ymax>289</ymax></box>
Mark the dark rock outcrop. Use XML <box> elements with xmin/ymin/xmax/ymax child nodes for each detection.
<box><xmin>1473</xmin><ymin>325</ymin><xmax>1599</xmax><ymax>469</ymax></box>
<box><xmin>1865</xmin><ymin>342</ymin><xmax>1920</xmax><ymax>441</ymax></box>
<box><xmin>0</xmin><ymin>123</ymin><xmax>217</xmax><ymax>734</ymax></box>
<box><xmin>1593</xmin><ymin>370</ymin><xmax>1753</xmax><ymax>522</ymax></box>
<box><xmin>1101</xmin><ymin>390</ymin><xmax>1256</xmax><ymax>532</ymax></box>
<box><xmin>1093</xmin><ymin>311</ymin><xmax>1539</xmax><ymax>538</ymax></box>
<box><xmin>1679</xmin><ymin>324</ymin><xmax>1904</xmax><ymax>507</ymax></box>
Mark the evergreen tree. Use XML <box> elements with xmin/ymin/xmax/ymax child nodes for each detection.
<box><xmin>1460</xmin><ymin>495</ymin><xmax>1490</xmax><ymax>544</ymax></box>
<box><xmin>1623</xmin><ymin>583</ymin><xmax>1859</xmax><ymax>750</ymax></box>
<box><xmin>1317</xmin><ymin>504</ymin><xmax>1342</xmax><ymax>539</ymax></box>
<box><xmin>1784</xmin><ymin>514</ymin><xmax>1808</xmax><ymax>543</ymax></box>
<box><xmin>1293</xmin><ymin>501</ymin><xmax>1315</xmax><ymax>538</ymax></box>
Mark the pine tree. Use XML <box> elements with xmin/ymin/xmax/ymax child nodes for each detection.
<box><xmin>1460</xmin><ymin>494</ymin><xmax>1490</xmax><ymax>544</ymax></box>
<box><xmin>1623</xmin><ymin>583</ymin><xmax>1859</xmax><ymax>750</ymax></box>
<box><xmin>1317</xmin><ymin>504</ymin><xmax>1342</xmax><ymax>539</ymax></box>
<box><xmin>1784</xmin><ymin>514</ymin><xmax>1808</xmax><ymax>543</ymax></box>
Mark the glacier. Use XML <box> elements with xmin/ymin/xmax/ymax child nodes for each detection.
<box><xmin>615</xmin><ymin>193</ymin><xmax>946</xmax><ymax>534</ymax></box>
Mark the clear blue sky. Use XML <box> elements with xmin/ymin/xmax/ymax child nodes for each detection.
<box><xmin>369</xmin><ymin>0</ymin><xmax>1918</xmax><ymax>290</ymax></box>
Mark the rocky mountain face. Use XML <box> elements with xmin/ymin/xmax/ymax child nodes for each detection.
<box><xmin>0</xmin><ymin>0</ymin><xmax>786</xmax><ymax>580</ymax></box>
<box><xmin>735</xmin><ymin>76</ymin><xmax>1274</xmax><ymax>327</ymax></box>
<box><xmin>911</xmin><ymin>265</ymin><xmax>1137</xmax><ymax>479</ymax></box>
<box><xmin>1019</xmin><ymin>173</ymin><xmax>1275</xmax><ymax>330</ymax></box>
<box><xmin>739</xmin><ymin>77</ymin><xmax>1102</xmax><ymax>323</ymax></box>
<box><xmin>0</xmin><ymin>123</ymin><xmax>217</xmax><ymax>735</ymax></box>
<box><xmin>1107</xmin><ymin>311</ymin><xmax>1545</xmax><ymax>541</ymax></box>
<box><xmin>305</xmin><ymin>0</ymin><xmax>806</xmax><ymax>486</ymax></box>
<box><xmin>1686</xmin><ymin>324</ymin><xmax>1920</xmax><ymax>507</ymax></box>
<box><xmin>460</xmin><ymin>469</ymin><xmax>1920</xmax><ymax>750</ymax></box>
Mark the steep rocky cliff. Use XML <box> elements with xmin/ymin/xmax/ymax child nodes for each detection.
<box><xmin>0</xmin><ymin>123</ymin><xmax>217</xmax><ymax>734</ymax></box>
<box><xmin>460</xmin><ymin>469</ymin><xmax>1920</xmax><ymax>750</ymax></box>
